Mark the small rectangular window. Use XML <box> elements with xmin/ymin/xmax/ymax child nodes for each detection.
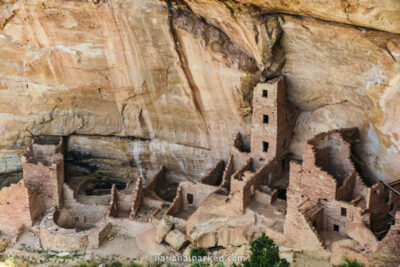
<box><xmin>333</xmin><ymin>224</ymin><xmax>339</xmax><ymax>232</ymax></box>
<box><xmin>262</xmin><ymin>90</ymin><xmax>268</xmax><ymax>98</ymax></box>
<box><xmin>263</xmin><ymin>142</ymin><xmax>269</xmax><ymax>152</ymax></box>
<box><xmin>341</xmin><ymin>207</ymin><xmax>347</xmax><ymax>217</ymax></box>
<box><xmin>283</xmin><ymin>139</ymin><xmax>286</xmax><ymax>148</ymax></box>
<box><xmin>263</xmin><ymin>115</ymin><xmax>269</xmax><ymax>124</ymax></box>
<box><xmin>187</xmin><ymin>193</ymin><xmax>194</xmax><ymax>204</ymax></box>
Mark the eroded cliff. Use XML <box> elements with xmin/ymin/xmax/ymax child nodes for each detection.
<box><xmin>0</xmin><ymin>0</ymin><xmax>399</xmax><ymax>183</ymax></box>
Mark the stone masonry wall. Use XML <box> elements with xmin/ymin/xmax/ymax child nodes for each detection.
<box><xmin>250</xmin><ymin>76</ymin><xmax>295</xmax><ymax>169</ymax></box>
<box><xmin>284</xmin><ymin>203</ymin><xmax>325</xmax><ymax>252</ymax></box>
<box><xmin>166</xmin><ymin>186</ymin><xmax>183</xmax><ymax>216</ymax></box>
<box><xmin>22</xmin><ymin>153</ymin><xmax>64</xmax><ymax>209</ymax></box>
<box><xmin>129</xmin><ymin>177</ymin><xmax>144</xmax><ymax>218</ymax></box>
<box><xmin>200</xmin><ymin>161</ymin><xmax>225</xmax><ymax>186</ymax></box>
<box><xmin>0</xmin><ymin>180</ymin><xmax>44</xmax><ymax>237</ymax></box>
<box><xmin>180</xmin><ymin>181</ymin><xmax>218</xmax><ymax>210</ymax></box>
<box><xmin>107</xmin><ymin>185</ymin><xmax>118</xmax><ymax>217</ymax></box>
<box><xmin>220</xmin><ymin>155</ymin><xmax>234</xmax><ymax>191</ymax></box>
<box><xmin>143</xmin><ymin>168</ymin><xmax>165</xmax><ymax>196</ymax></box>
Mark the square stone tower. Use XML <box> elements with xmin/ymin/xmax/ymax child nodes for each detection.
<box><xmin>250</xmin><ymin>76</ymin><xmax>295</xmax><ymax>168</ymax></box>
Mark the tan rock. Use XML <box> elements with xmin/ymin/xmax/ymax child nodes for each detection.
<box><xmin>0</xmin><ymin>239</ymin><xmax>10</xmax><ymax>252</ymax></box>
<box><xmin>186</xmin><ymin>0</ymin><xmax>400</xmax><ymax>34</ymax></box>
<box><xmin>165</xmin><ymin>230</ymin><xmax>188</xmax><ymax>251</ymax></box>
<box><xmin>196</xmin><ymin>232</ymin><xmax>217</xmax><ymax>249</ymax></box>
<box><xmin>0</xmin><ymin>0</ymin><xmax>399</xmax><ymax>187</ymax></box>
<box><xmin>155</xmin><ymin>218</ymin><xmax>173</xmax><ymax>243</ymax></box>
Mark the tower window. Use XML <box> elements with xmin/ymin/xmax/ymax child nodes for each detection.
<box><xmin>262</xmin><ymin>90</ymin><xmax>268</xmax><ymax>98</ymax></box>
<box><xmin>283</xmin><ymin>139</ymin><xmax>286</xmax><ymax>148</ymax></box>
<box><xmin>263</xmin><ymin>115</ymin><xmax>269</xmax><ymax>124</ymax></box>
<box><xmin>187</xmin><ymin>193</ymin><xmax>194</xmax><ymax>204</ymax></box>
<box><xmin>341</xmin><ymin>207</ymin><xmax>347</xmax><ymax>217</ymax></box>
<box><xmin>333</xmin><ymin>224</ymin><xmax>339</xmax><ymax>232</ymax></box>
<box><xmin>263</xmin><ymin>142</ymin><xmax>269</xmax><ymax>152</ymax></box>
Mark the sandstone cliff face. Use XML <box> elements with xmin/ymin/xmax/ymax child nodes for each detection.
<box><xmin>0</xmin><ymin>0</ymin><xmax>399</xmax><ymax>183</ymax></box>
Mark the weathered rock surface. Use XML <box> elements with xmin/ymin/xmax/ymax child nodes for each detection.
<box><xmin>165</xmin><ymin>229</ymin><xmax>187</xmax><ymax>251</ymax></box>
<box><xmin>186</xmin><ymin>194</ymin><xmax>256</xmax><ymax>248</ymax></box>
<box><xmin>0</xmin><ymin>0</ymin><xmax>399</xmax><ymax>184</ymax></box>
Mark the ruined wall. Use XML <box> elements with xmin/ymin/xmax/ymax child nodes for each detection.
<box><xmin>200</xmin><ymin>160</ymin><xmax>225</xmax><ymax>186</ymax></box>
<box><xmin>143</xmin><ymin>168</ymin><xmax>165</xmax><ymax>197</ymax></box>
<box><xmin>129</xmin><ymin>177</ymin><xmax>144</xmax><ymax>217</ymax></box>
<box><xmin>323</xmin><ymin>200</ymin><xmax>367</xmax><ymax>235</ymax></box>
<box><xmin>287</xmin><ymin>155</ymin><xmax>337</xmax><ymax>204</ymax></box>
<box><xmin>374</xmin><ymin>212</ymin><xmax>400</xmax><ymax>263</ymax></box>
<box><xmin>220</xmin><ymin>155</ymin><xmax>234</xmax><ymax>191</ymax></box>
<box><xmin>0</xmin><ymin>180</ymin><xmax>44</xmax><ymax>237</ymax></box>
<box><xmin>22</xmin><ymin>153</ymin><xmax>64</xmax><ymax>209</ymax></box>
<box><xmin>107</xmin><ymin>185</ymin><xmax>118</xmax><ymax>218</ymax></box>
<box><xmin>366</xmin><ymin>183</ymin><xmax>390</xmax><ymax>233</ymax></box>
<box><xmin>231</xmin><ymin>159</ymin><xmax>252</xmax><ymax>187</ymax></box>
<box><xmin>40</xmin><ymin>208</ymin><xmax>111</xmax><ymax>251</ymax></box>
<box><xmin>336</xmin><ymin>173</ymin><xmax>356</xmax><ymax>202</ymax></box>
<box><xmin>284</xmin><ymin>204</ymin><xmax>325</xmax><ymax>252</ymax></box>
<box><xmin>179</xmin><ymin>181</ymin><xmax>218</xmax><ymax>210</ymax></box>
<box><xmin>166</xmin><ymin>186</ymin><xmax>183</xmax><ymax>216</ymax></box>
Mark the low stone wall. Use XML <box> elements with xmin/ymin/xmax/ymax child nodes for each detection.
<box><xmin>40</xmin><ymin>208</ymin><xmax>111</xmax><ymax>251</ymax></box>
<box><xmin>254</xmin><ymin>189</ymin><xmax>277</xmax><ymax>205</ymax></box>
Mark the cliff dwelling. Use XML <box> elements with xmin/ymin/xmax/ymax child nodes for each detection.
<box><xmin>0</xmin><ymin>75</ymin><xmax>398</xmax><ymax>266</ymax></box>
<box><xmin>0</xmin><ymin>1</ymin><xmax>400</xmax><ymax>266</ymax></box>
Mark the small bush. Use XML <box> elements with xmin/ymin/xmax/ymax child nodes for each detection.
<box><xmin>336</xmin><ymin>257</ymin><xmax>365</xmax><ymax>267</ymax></box>
<box><xmin>112</xmin><ymin>261</ymin><xmax>123</xmax><ymax>267</ymax></box>
<box><xmin>190</xmin><ymin>248</ymin><xmax>207</xmax><ymax>259</ymax></box>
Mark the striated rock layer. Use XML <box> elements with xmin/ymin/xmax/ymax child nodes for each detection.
<box><xmin>0</xmin><ymin>0</ymin><xmax>399</xmax><ymax>183</ymax></box>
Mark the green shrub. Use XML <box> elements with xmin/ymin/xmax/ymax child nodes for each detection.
<box><xmin>112</xmin><ymin>261</ymin><xmax>123</xmax><ymax>267</ymax></box>
<box><xmin>190</xmin><ymin>248</ymin><xmax>207</xmax><ymax>259</ymax></box>
<box><xmin>71</xmin><ymin>263</ymin><xmax>97</xmax><ymax>267</ymax></box>
<box><xmin>336</xmin><ymin>257</ymin><xmax>365</xmax><ymax>267</ymax></box>
<box><xmin>240</xmin><ymin>232</ymin><xmax>289</xmax><ymax>267</ymax></box>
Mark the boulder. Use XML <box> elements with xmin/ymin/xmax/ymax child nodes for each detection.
<box><xmin>165</xmin><ymin>230</ymin><xmax>188</xmax><ymax>251</ymax></box>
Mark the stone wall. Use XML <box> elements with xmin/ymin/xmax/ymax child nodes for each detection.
<box><xmin>166</xmin><ymin>186</ymin><xmax>183</xmax><ymax>216</ymax></box>
<box><xmin>22</xmin><ymin>152</ymin><xmax>64</xmax><ymax>209</ymax></box>
<box><xmin>107</xmin><ymin>185</ymin><xmax>118</xmax><ymax>218</ymax></box>
<box><xmin>0</xmin><ymin>180</ymin><xmax>44</xmax><ymax>237</ymax></box>
<box><xmin>284</xmin><ymin>203</ymin><xmax>325</xmax><ymax>252</ymax></box>
<box><xmin>179</xmin><ymin>181</ymin><xmax>218</xmax><ymax>210</ymax></box>
<box><xmin>323</xmin><ymin>200</ymin><xmax>367</xmax><ymax>235</ymax></box>
<box><xmin>143</xmin><ymin>168</ymin><xmax>165</xmax><ymax>197</ymax></box>
<box><xmin>200</xmin><ymin>160</ymin><xmax>225</xmax><ymax>186</ymax></box>
<box><xmin>366</xmin><ymin>183</ymin><xmax>390</xmax><ymax>233</ymax></box>
<box><xmin>129</xmin><ymin>177</ymin><xmax>144</xmax><ymax>218</ymax></box>
<box><xmin>40</xmin><ymin>208</ymin><xmax>111</xmax><ymax>251</ymax></box>
<box><xmin>220</xmin><ymin>155</ymin><xmax>234</xmax><ymax>191</ymax></box>
<box><xmin>250</xmin><ymin>76</ymin><xmax>295</xmax><ymax>169</ymax></box>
